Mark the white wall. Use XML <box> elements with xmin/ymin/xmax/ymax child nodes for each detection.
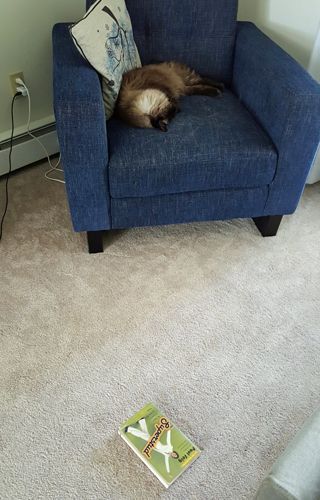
<box><xmin>0</xmin><ymin>1</ymin><xmax>85</xmax><ymax>142</ymax></box>
<box><xmin>238</xmin><ymin>0</ymin><xmax>320</xmax><ymax>68</ymax></box>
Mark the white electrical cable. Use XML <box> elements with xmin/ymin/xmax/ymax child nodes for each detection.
<box><xmin>19</xmin><ymin>80</ymin><xmax>65</xmax><ymax>184</ymax></box>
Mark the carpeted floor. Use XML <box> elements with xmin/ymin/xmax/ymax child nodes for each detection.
<box><xmin>1</xmin><ymin>162</ymin><xmax>320</xmax><ymax>500</ymax></box>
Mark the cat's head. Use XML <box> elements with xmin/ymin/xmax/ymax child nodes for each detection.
<box><xmin>119</xmin><ymin>89</ymin><xmax>179</xmax><ymax>131</ymax></box>
<box><xmin>133</xmin><ymin>89</ymin><xmax>179</xmax><ymax>131</ymax></box>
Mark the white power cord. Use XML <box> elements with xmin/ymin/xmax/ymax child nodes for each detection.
<box><xmin>17</xmin><ymin>78</ymin><xmax>65</xmax><ymax>184</ymax></box>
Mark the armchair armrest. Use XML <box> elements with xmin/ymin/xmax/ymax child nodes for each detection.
<box><xmin>233</xmin><ymin>22</ymin><xmax>320</xmax><ymax>215</ymax></box>
<box><xmin>256</xmin><ymin>408</ymin><xmax>320</xmax><ymax>500</ymax></box>
<box><xmin>53</xmin><ymin>23</ymin><xmax>110</xmax><ymax>232</ymax></box>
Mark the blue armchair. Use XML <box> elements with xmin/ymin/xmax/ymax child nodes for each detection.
<box><xmin>53</xmin><ymin>0</ymin><xmax>320</xmax><ymax>253</ymax></box>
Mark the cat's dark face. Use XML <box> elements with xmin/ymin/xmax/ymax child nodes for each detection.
<box><xmin>150</xmin><ymin>116</ymin><xmax>168</xmax><ymax>132</ymax></box>
<box><xmin>150</xmin><ymin>102</ymin><xmax>180</xmax><ymax>132</ymax></box>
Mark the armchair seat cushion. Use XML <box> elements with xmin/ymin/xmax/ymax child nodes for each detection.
<box><xmin>108</xmin><ymin>91</ymin><xmax>278</xmax><ymax>199</ymax></box>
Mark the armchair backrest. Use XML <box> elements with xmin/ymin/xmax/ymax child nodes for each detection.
<box><xmin>86</xmin><ymin>0</ymin><xmax>238</xmax><ymax>83</ymax></box>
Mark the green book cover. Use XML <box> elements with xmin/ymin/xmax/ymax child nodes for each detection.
<box><xmin>119</xmin><ymin>403</ymin><xmax>201</xmax><ymax>488</ymax></box>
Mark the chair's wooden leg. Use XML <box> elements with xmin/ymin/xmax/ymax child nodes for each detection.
<box><xmin>253</xmin><ymin>215</ymin><xmax>283</xmax><ymax>237</ymax></box>
<box><xmin>87</xmin><ymin>231</ymin><xmax>104</xmax><ymax>253</ymax></box>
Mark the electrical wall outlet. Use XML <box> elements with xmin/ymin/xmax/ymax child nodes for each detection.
<box><xmin>9</xmin><ymin>72</ymin><xmax>25</xmax><ymax>96</ymax></box>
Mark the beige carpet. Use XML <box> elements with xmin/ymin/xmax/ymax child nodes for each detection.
<box><xmin>1</xmin><ymin>162</ymin><xmax>320</xmax><ymax>500</ymax></box>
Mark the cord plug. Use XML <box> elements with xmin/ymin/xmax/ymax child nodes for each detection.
<box><xmin>16</xmin><ymin>86</ymin><xmax>28</xmax><ymax>97</ymax></box>
<box><xmin>15</xmin><ymin>77</ymin><xmax>27</xmax><ymax>97</ymax></box>
<box><xmin>15</xmin><ymin>77</ymin><xmax>25</xmax><ymax>86</ymax></box>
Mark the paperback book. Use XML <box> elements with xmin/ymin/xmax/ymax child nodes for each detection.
<box><xmin>119</xmin><ymin>403</ymin><xmax>201</xmax><ymax>488</ymax></box>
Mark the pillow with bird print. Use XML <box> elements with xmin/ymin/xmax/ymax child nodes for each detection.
<box><xmin>70</xmin><ymin>0</ymin><xmax>141</xmax><ymax>118</ymax></box>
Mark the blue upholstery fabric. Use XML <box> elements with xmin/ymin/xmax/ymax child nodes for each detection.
<box><xmin>108</xmin><ymin>92</ymin><xmax>277</xmax><ymax>198</ymax></box>
<box><xmin>233</xmin><ymin>22</ymin><xmax>320</xmax><ymax>215</ymax></box>
<box><xmin>88</xmin><ymin>0</ymin><xmax>238</xmax><ymax>83</ymax></box>
<box><xmin>111</xmin><ymin>187</ymin><xmax>268</xmax><ymax>229</ymax></box>
<box><xmin>53</xmin><ymin>24</ymin><xmax>111</xmax><ymax>232</ymax></box>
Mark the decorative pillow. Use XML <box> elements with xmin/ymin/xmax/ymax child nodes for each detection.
<box><xmin>70</xmin><ymin>0</ymin><xmax>141</xmax><ymax>118</ymax></box>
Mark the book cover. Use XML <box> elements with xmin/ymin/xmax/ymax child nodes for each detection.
<box><xmin>118</xmin><ymin>403</ymin><xmax>201</xmax><ymax>488</ymax></box>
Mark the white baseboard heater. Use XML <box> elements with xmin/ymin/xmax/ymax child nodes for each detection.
<box><xmin>0</xmin><ymin>123</ymin><xmax>60</xmax><ymax>177</ymax></box>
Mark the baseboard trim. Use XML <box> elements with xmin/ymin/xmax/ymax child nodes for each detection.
<box><xmin>0</xmin><ymin>123</ymin><xmax>60</xmax><ymax>177</ymax></box>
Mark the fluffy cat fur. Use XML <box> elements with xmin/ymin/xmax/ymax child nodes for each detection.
<box><xmin>115</xmin><ymin>62</ymin><xmax>224</xmax><ymax>131</ymax></box>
